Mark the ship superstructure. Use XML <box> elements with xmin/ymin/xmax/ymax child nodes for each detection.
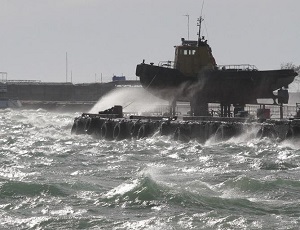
<box><xmin>136</xmin><ymin>17</ymin><xmax>297</xmax><ymax>116</ymax></box>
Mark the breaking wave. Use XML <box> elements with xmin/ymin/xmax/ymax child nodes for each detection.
<box><xmin>1</xmin><ymin>109</ymin><xmax>300</xmax><ymax>229</ymax></box>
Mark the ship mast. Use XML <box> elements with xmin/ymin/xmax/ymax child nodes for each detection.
<box><xmin>197</xmin><ymin>0</ymin><xmax>205</xmax><ymax>47</ymax></box>
<box><xmin>197</xmin><ymin>16</ymin><xmax>204</xmax><ymax>47</ymax></box>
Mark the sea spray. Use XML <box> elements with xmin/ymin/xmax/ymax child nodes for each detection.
<box><xmin>89</xmin><ymin>87</ymin><xmax>167</xmax><ymax>114</ymax></box>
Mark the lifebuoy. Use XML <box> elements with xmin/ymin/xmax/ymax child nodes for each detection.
<box><xmin>113</xmin><ymin>122</ymin><xmax>127</xmax><ymax>140</ymax></box>
<box><xmin>286</xmin><ymin>126</ymin><xmax>300</xmax><ymax>139</ymax></box>
<box><xmin>85</xmin><ymin>117</ymin><xmax>100</xmax><ymax>135</ymax></box>
<box><xmin>137</xmin><ymin>124</ymin><xmax>149</xmax><ymax>139</ymax></box>
<box><xmin>84</xmin><ymin>117</ymin><xmax>92</xmax><ymax>134</ymax></box>
<box><xmin>173</xmin><ymin>126</ymin><xmax>190</xmax><ymax>142</ymax></box>
<box><xmin>130</xmin><ymin>121</ymin><xmax>141</xmax><ymax>138</ymax></box>
<box><xmin>256</xmin><ymin>126</ymin><xmax>277</xmax><ymax>139</ymax></box>
<box><xmin>101</xmin><ymin>121</ymin><xmax>114</xmax><ymax>140</ymax></box>
<box><xmin>92</xmin><ymin>118</ymin><xmax>105</xmax><ymax>139</ymax></box>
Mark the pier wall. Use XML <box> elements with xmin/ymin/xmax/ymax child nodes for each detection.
<box><xmin>6</xmin><ymin>82</ymin><xmax>115</xmax><ymax>101</ymax></box>
<box><xmin>4</xmin><ymin>80</ymin><xmax>141</xmax><ymax>111</ymax></box>
<box><xmin>5</xmin><ymin>81</ymin><xmax>300</xmax><ymax>104</ymax></box>
<box><xmin>71</xmin><ymin>114</ymin><xmax>300</xmax><ymax>142</ymax></box>
<box><xmin>5</xmin><ymin>80</ymin><xmax>142</xmax><ymax>103</ymax></box>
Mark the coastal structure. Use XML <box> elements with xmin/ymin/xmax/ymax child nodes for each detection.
<box><xmin>0</xmin><ymin>73</ymin><xmax>22</xmax><ymax>109</ymax></box>
<box><xmin>4</xmin><ymin>79</ymin><xmax>140</xmax><ymax>111</ymax></box>
<box><xmin>136</xmin><ymin>17</ymin><xmax>297</xmax><ymax>117</ymax></box>
<box><xmin>70</xmin><ymin>17</ymin><xmax>300</xmax><ymax>142</ymax></box>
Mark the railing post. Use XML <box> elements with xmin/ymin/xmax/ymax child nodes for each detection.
<box><xmin>280</xmin><ymin>103</ymin><xmax>283</xmax><ymax>120</ymax></box>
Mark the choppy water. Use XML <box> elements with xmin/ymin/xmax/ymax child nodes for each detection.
<box><xmin>1</xmin><ymin>109</ymin><xmax>300</xmax><ymax>229</ymax></box>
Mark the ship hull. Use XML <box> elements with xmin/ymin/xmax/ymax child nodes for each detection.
<box><xmin>136</xmin><ymin>63</ymin><xmax>297</xmax><ymax>104</ymax></box>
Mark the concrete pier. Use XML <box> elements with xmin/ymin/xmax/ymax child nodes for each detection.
<box><xmin>71</xmin><ymin>111</ymin><xmax>300</xmax><ymax>142</ymax></box>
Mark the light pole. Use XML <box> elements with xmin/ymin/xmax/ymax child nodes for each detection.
<box><xmin>66</xmin><ymin>52</ymin><xmax>68</xmax><ymax>82</ymax></box>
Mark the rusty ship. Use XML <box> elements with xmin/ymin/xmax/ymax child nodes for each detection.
<box><xmin>135</xmin><ymin>17</ymin><xmax>298</xmax><ymax>116</ymax></box>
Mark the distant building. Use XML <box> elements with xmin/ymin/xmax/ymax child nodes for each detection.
<box><xmin>112</xmin><ymin>75</ymin><xmax>126</xmax><ymax>81</ymax></box>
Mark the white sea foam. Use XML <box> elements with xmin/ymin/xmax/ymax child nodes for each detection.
<box><xmin>119</xmin><ymin>217</ymin><xmax>173</xmax><ymax>230</ymax></box>
<box><xmin>103</xmin><ymin>179</ymin><xmax>140</xmax><ymax>199</ymax></box>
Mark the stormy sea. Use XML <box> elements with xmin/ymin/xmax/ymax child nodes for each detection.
<box><xmin>1</xmin><ymin>108</ymin><xmax>300</xmax><ymax>229</ymax></box>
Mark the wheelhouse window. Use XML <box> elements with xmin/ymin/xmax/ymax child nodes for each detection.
<box><xmin>182</xmin><ymin>49</ymin><xmax>196</xmax><ymax>55</ymax></box>
<box><xmin>179</xmin><ymin>48</ymin><xmax>196</xmax><ymax>56</ymax></box>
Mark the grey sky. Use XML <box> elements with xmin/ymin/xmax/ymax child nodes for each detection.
<box><xmin>0</xmin><ymin>0</ymin><xmax>299</xmax><ymax>83</ymax></box>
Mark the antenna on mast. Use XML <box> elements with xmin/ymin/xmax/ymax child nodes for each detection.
<box><xmin>197</xmin><ymin>0</ymin><xmax>205</xmax><ymax>47</ymax></box>
<box><xmin>183</xmin><ymin>14</ymin><xmax>190</xmax><ymax>40</ymax></box>
<box><xmin>201</xmin><ymin>0</ymin><xmax>205</xmax><ymax>17</ymax></box>
<box><xmin>197</xmin><ymin>17</ymin><xmax>204</xmax><ymax>46</ymax></box>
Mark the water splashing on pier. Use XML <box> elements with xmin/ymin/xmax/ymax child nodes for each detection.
<box><xmin>89</xmin><ymin>87</ymin><xmax>166</xmax><ymax>114</ymax></box>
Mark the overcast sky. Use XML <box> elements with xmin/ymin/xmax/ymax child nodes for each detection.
<box><xmin>0</xmin><ymin>0</ymin><xmax>299</xmax><ymax>83</ymax></box>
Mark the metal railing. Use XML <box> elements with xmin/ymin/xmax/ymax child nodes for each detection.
<box><xmin>5</xmin><ymin>80</ymin><xmax>42</xmax><ymax>83</ymax></box>
<box><xmin>124</xmin><ymin>102</ymin><xmax>299</xmax><ymax>120</ymax></box>
<box><xmin>158</xmin><ymin>61</ymin><xmax>175</xmax><ymax>69</ymax></box>
<box><xmin>217</xmin><ymin>64</ymin><xmax>257</xmax><ymax>71</ymax></box>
